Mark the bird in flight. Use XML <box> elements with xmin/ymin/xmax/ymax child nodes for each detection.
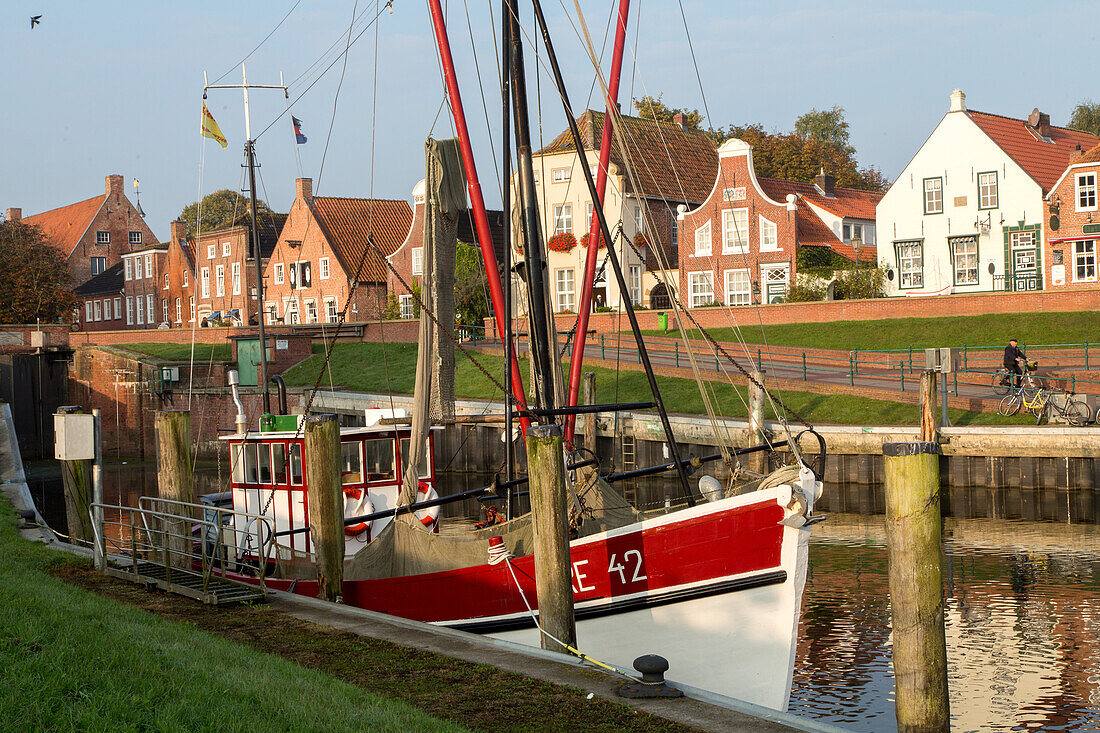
<box><xmin>30</xmin><ymin>15</ymin><xmax>42</xmax><ymax>28</ymax></box>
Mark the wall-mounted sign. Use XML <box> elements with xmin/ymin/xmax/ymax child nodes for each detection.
<box><xmin>276</xmin><ymin>339</ymin><xmax>289</xmax><ymax>350</ymax></box>
<box><xmin>722</xmin><ymin>187</ymin><xmax>746</xmax><ymax>201</ymax></box>
<box><xmin>1084</xmin><ymin>223</ymin><xmax>1100</xmax><ymax>234</ymax></box>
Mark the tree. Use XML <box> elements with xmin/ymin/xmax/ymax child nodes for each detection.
<box><xmin>0</xmin><ymin>221</ymin><xmax>75</xmax><ymax>323</ymax></box>
<box><xmin>633</xmin><ymin>94</ymin><xmax>704</xmax><ymax>131</ymax></box>
<box><xmin>454</xmin><ymin>241</ymin><xmax>489</xmax><ymax>327</ymax></box>
<box><xmin>178</xmin><ymin>189</ymin><xmax>274</xmax><ymax>237</ymax></box>
<box><xmin>794</xmin><ymin>106</ymin><xmax>855</xmax><ymax>157</ymax></box>
<box><xmin>1068</xmin><ymin>100</ymin><xmax>1100</xmax><ymax>137</ymax></box>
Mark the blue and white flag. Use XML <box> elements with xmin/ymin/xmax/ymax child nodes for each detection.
<box><xmin>291</xmin><ymin>116</ymin><xmax>307</xmax><ymax>144</ymax></box>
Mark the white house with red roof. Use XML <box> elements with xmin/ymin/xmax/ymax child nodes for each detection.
<box><xmin>877</xmin><ymin>90</ymin><xmax>1100</xmax><ymax>296</ymax></box>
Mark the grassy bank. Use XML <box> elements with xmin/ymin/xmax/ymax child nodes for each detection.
<box><xmin>642</xmin><ymin>311</ymin><xmax>1100</xmax><ymax>352</ymax></box>
<box><xmin>282</xmin><ymin>342</ymin><xmax>1026</xmax><ymax>425</ymax></box>
<box><xmin>114</xmin><ymin>342</ymin><xmax>232</xmax><ymax>362</ymax></box>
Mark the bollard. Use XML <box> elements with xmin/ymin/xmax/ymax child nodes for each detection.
<box><xmin>155</xmin><ymin>410</ymin><xmax>194</xmax><ymax>569</ymax></box>
<box><xmin>882</xmin><ymin>441</ymin><xmax>950</xmax><ymax>733</ymax></box>
<box><xmin>919</xmin><ymin>371</ymin><xmax>939</xmax><ymax>443</ymax></box>
<box><xmin>525</xmin><ymin>423</ymin><xmax>577</xmax><ymax>654</ymax></box>
<box><xmin>304</xmin><ymin>413</ymin><xmax>344</xmax><ymax>602</ymax></box>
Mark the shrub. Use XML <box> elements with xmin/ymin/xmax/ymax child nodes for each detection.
<box><xmin>833</xmin><ymin>264</ymin><xmax>887</xmax><ymax>300</ymax></box>
<box><xmin>785</xmin><ymin>282</ymin><xmax>826</xmax><ymax>302</ymax></box>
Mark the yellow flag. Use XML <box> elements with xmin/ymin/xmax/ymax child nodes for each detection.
<box><xmin>201</xmin><ymin>102</ymin><xmax>227</xmax><ymax>149</ymax></box>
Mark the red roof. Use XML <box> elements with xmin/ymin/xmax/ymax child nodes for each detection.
<box><xmin>795</xmin><ymin>211</ymin><xmax>876</xmax><ymax>263</ymax></box>
<box><xmin>22</xmin><ymin>195</ymin><xmax>106</xmax><ymax>257</ymax></box>
<box><xmin>1078</xmin><ymin>142</ymin><xmax>1100</xmax><ymax>165</ymax></box>
<box><xmin>757</xmin><ymin>178</ymin><xmax>881</xmax><ymax>220</ymax></box>
<box><xmin>310</xmin><ymin>197</ymin><xmax>413</xmax><ymax>282</ymax></box>
<box><xmin>967</xmin><ymin>110</ymin><xmax>1100</xmax><ymax>193</ymax></box>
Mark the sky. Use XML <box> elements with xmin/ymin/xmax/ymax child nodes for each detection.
<box><xmin>3</xmin><ymin>0</ymin><xmax>1100</xmax><ymax>240</ymax></box>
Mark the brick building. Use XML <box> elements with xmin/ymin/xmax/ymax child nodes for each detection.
<box><xmin>1044</xmin><ymin>143</ymin><xmax>1100</xmax><ymax>290</ymax></box>
<box><xmin>264</xmin><ymin>178</ymin><xmax>412</xmax><ymax>324</ymax></box>
<box><xmin>160</xmin><ymin>220</ymin><xmax>197</xmax><ymax>328</ymax></box>
<box><xmin>122</xmin><ymin>245</ymin><xmax>169</xmax><ymax>327</ymax></box>
<box><xmin>678</xmin><ymin>138</ymin><xmax>882</xmax><ymax>307</ymax></box>
<box><xmin>190</xmin><ymin>213</ymin><xmax>285</xmax><ymax>326</ymax></box>
<box><xmin>73</xmin><ymin>263</ymin><xmax>124</xmax><ymax>332</ymax></box>
<box><xmin>7</xmin><ymin>174</ymin><xmax>158</xmax><ymax>286</ymax></box>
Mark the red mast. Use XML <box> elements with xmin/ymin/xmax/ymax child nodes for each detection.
<box><xmin>564</xmin><ymin>0</ymin><xmax>631</xmax><ymax>444</ymax></box>
<box><xmin>426</xmin><ymin>0</ymin><xmax>530</xmax><ymax>432</ymax></box>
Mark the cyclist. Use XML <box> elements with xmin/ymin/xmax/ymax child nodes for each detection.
<box><xmin>1002</xmin><ymin>338</ymin><xmax>1026</xmax><ymax>388</ymax></box>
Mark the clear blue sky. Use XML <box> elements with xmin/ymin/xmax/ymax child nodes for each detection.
<box><xmin>4</xmin><ymin>0</ymin><xmax>1099</xmax><ymax>239</ymax></box>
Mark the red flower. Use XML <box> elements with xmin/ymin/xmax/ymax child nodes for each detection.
<box><xmin>547</xmin><ymin>232</ymin><xmax>577</xmax><ymax>253</ymax></box>
<box><xmin>580</xmin><ymin>232</ymin><xmax>607</xmax><ymax>249</ymax></box>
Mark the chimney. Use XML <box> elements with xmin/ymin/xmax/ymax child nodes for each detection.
<box><xmin>296</xmin><ymin>177</ymin><xmax>313</xmax><ymax>203</ymax></box>
<box><xmin>6</xmin><ymin>208</ymin><xmax>21</xmax><ymax>222</ymax></box>
<box><xmin>949</xmin><ymin>89</ymin><xmax>966</xmax><ymax>113</ymax></box>
<box><xmin>105</xmin><ymin>174</ymin><xmax>124</xmax><ymax>197</ymax></box>
<box><xmin>170</xmin><ymin>219</ymin><xmax>187</xmax><ymax>244</ymax></box>
<box><xmin>673</xmin><ymin>112</ymin><xmax>687</xmax><ymax>131</ymax></box>
<box><xmin>1026</xmin><ymin>108</ymin><xmax>1051</xmax><ymax>134</ymax></box>
<box><xmin>1070</xmin><ymin>142</ymin><xmax>1086</xmax><ymax>164</ymax></box>
<box><xmin>814</xmin><ymin>168</ymin><xmax>836</xmax><ymax>197</ymax></box>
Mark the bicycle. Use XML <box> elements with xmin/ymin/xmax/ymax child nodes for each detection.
<box><xmin>999</xmin><ymin>387</ymin><xmax>1090</xmax><ymax>425</ymax></box>
<box><xmin>992</xmin><ymin>358</ymin><xmax>1042</xmax><ymax>396</ymax></box>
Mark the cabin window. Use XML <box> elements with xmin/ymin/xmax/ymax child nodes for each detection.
<box><xmin>244</xmin><ymin>444</ymin><xmax>259</xmax><ymax>484</ymax></box>
<box><xmin>341</xmin><ymin>441</ymin><xmax>363</xmax><ymax>485</ymax></box>
<box><xmin>258</xmin><ymin>444</ymin><xmax>272</xmax><ymax>484</ymax></box>
<box><xmin>400</xmin><ymin>438</ymin><xmax>430</xmax><ymax>479</ymax></box>
<box><xmin>232</xmin><ymin>444</ymin><xmax>245</xmax><ymax>484</ymax></box>
<box><xmin>289</xmin><ymin>443</ymin><xmax>303</xmax><ymax>485</ymax></box>
<box><xmin>364</xmin><ymin>439</ymin><xmax>396</xmax><ymax>482</ymax></box>
<box><xmin>272</xmin><ymin>443</ymin><xmax>288</xmax><ymax>484</ymax></box>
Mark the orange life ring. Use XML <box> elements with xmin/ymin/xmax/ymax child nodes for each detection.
<box><xmin>414</xmin><ymin>480</ymin><xmax>440</xmax><ymax>530</ymax></box>
<box><xmin>343</xmin><ymin>490</ymin><xmax>374</xmax><ymax>540</ymax></box>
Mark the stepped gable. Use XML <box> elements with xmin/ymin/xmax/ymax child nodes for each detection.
<box><xmin>967</xmin><ymin>110</ymin><xmax>1100</xmax><ymax>193</ymax></box>
<box><xmin>23</xmin><ymin>195</ymin><xmax>106</xmax><ymax>256</ymax></box>
<box><xmin>310</xmin><ymin>197</ymin><xmax>413</xmax><ymax>282</ymax></box>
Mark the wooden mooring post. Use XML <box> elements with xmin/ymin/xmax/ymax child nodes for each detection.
<box><xmin>304</xmin><ymin>413</ymin><xmax>344</xmax><ymax>602</ymax></box>
<box><xmin>155</xmin><ymin>410</ymin><xmax>193</xmax><ymax>569</ymax></box>
<box><xmin>919</xmin><ymin>370</ymin><xmax>939</xmax><ymax>443</ymax></box>
<box><xmin>56</xmin><ymin>406</ymin><xmax>93</xmax><ymax>545</ymax></box>
<box><xmin>525</xmin><ymin>423</ymin><xmax>577</xmax><ymax>654</ymax></box>
<box><xmin>583</xmin><ymin>372</ymin><xmax>597</xmax><ymax>456</ymax></box>
<box><xmin>883</xmin><ymin>441</ymin><xmax>950</xmax><ymax>733</ymax></box>
<box><xmin>748</xmin><ymin>369</ymin><xmax>767</xmax><ymax>474</ymax></box>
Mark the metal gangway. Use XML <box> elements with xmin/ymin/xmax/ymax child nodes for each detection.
<box><xmin>90</xmin><ymin>497</ymin><xmax>274</xmax><ymax>606</ymax></box>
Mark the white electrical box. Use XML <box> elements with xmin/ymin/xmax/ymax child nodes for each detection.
<box><xmin>54</xmin><ymin>413</ymin><xmax>95</xmax><ymax>461</ymax></box>
<box><xmin>163</xmin><ymin>367</ymin><xmax>180</xmax><ymax>381</ymax></box>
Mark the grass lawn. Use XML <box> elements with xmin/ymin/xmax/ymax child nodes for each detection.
<box><xmin>641</xmin><ymin>311</ymin><xmax>1100</xmax><ymax>352</ymax></box>
<box><xmin>282</xmin><ymin>342</ymin><xmax>1027</xmax><ymax>426</ymax></box>
<box><xmin>114</xmin><ymin>342</ymin><xmax>232</xmax><ymax>362</ymax></box>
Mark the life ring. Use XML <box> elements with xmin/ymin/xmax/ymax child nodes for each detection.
<box><xmin>343</xmin><ymin>488</ymin><xmax>374</xmax><ymax>540</ymax></box>
<box><xmin>414</xmin><ymin>480</ymin><xmax>440</xmax><ymax>531</ymax></box>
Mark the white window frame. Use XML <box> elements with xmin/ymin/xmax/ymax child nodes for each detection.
<box><xmin>897</xmin><ymin>241</ymin><xmax>924</xmax><ymax>289</ymax></box>
<box><xmin>923</xmin><ymin>177</ymin><xmax>943</xmax><ymax>215</ymax></box>
<box><xmin>182</xmin><ymin>270</ymin><xmax>188</xmax><ymax>287</ymax></box>
<box><xmin>761</xmin><ymin>264</ymin><xmax>790</xmax><ymax>301</ymax></box>
<box><xmin>555</xmin><ymin>268</ymin><xmax>575</xmax><ymax>312</ymax></box>
<box><xmin>951</xmin><ymin>237</ymin><xmax>979</xmax><ymax>286</ymax></box>
<box><xmin>91</xmin><ymin>257</ymin><xmax>106</xmax><ymax>277</ymax></box>
<box><xmin>207</xmin><ymin>244</ymin><xmax>216</xmax><ymax>259</ymax></box>
<box><xmin>134</xmin><ymin>257</ymin><xmax>143</xmax><ymax>280</ymax></box>
<box><xmin>585</xmin><ymin>202</ymin><xmax>594</xmax><ymax>231</ymax></box>
<box><xmin>84</xmin><ymin>302</ymin><xmax>93</xmax><ymax>323</ymax></box>
<box><xmin>145</xmin><ymin>253</ymin><xmax>152</xmax><ymax>276</ymax></box>
<box><xmin>273</xmin><ymin>263</ymin><xmax>285</xmax><ymax>285</ymax></box>
<box><xmin>104</xmin><ymin>299</ymin><xmax>112</xmax><ymax>320</ymax></box>
<box><xmin>305</xmin><ymin>298</ymin><xmax>318</xmax><ymax>323</ymax></box>
<box><xmin>124</xmin><ymin>258</ymin><xmax>132</xmax><ymax>281</ymax></box>
<box><xmin>551</xmin><ymin>167</ymin><xmax>571</xmax><ymax>183</ymax></box>
<box><xmin>688</xmin><ymin>272</ymin><xmax>714</xmax><ymax>308</ymax></box>
<box><xmin>135</xmin><ymin>296</ymin><xmax>144</xmax><ymax>325</ymax></box>
<box><xmin>399</xmin><ymin>294</ymin><xmax>414</xmax><ymax>319</ymax></box>
<box><xmin>146</xmin><ymin>294</ymin><xmax>154</xmax><ymax>324</ymax></box>
<box><xmin>634</xmin><ymin>205</ymin><xmax>644</xmax><ymax>236</ymax></box>
<box><xmin>694</xmin><ymin>220</ymin><xmax>712</xmax><ymax>257</ymax></box>
<box><xmin>412</xmin><ymin>247</ymin><xmax>424</xmax><ymax>276</ymax></box>
<box><xmin>1077</xmin><ymin>173</ymin><xmax>1097</xmax><ymax>212</ymax></box>
<box><xmin>628</xmin><ymin>265</ymin><xmax>641</xmax><ymax>305</ymax></box>
<box><xmin>724</xmin><ymin>269</ymin><xmax>751</xmax><ymax>306</ymax></box>
<box><xmin>113</xmin><ymin>297</ymin><xmax>121</xmax><ymax>318</ymax></box>
<box><xmin>215</xmin><ymin>265</ymin><xmax>225</xmax><ymax>297</ymax></box>
<box><xmin>129</xmin><ymin>231</ymin><xmax>142</xmax><ymax>245</ymax></box>
<box><xmin>175</xmin><ymin>298</ymin><xmax>182</xmax><ymax>323</ymax></box>
<box><xmin>978</xmin><ymin>171</ymin><xmax>999</xmax><ymax>209</ymax></box>
<box><xmin>319</xmin><ymin>257</ymin><xmax>330</xmax><ymax>280</ymax></box>
<box><xmin>125</xmin><ymin>297</ymin><xmax>133</xmax><ymax>325</ymax></box>
<box><xmin>162</xmin><ymin>299</ymin><xmax>168</xmax><ymax>324</ymax></box>
<box><xmin>553</xmin><ymin>203</ymin><xmax>573</xmax><ymax>235</ymax></box>
<box><xmin>264</xmin><ymin>302</ymin><xmax>277</xmax><ymax>324</ymax></box>
<box><xmin>1074</xmin><ymin>239</ymin><xmax>1097</xmax><ymax>283</ymax></box>
<box><xmin>92</xmin><ymin>301</ymin><xmax>101</xmax><ymax>322</ymax></box>
<box><xmin>722</xmin><ymin>209</ymin><xmax>748</xmax><ymax>255</ymax></box>
<box><xmin>284</xmin><ymin>298</ymin><xmax>300</xmax><ymax>324</ymax></box>
<box><xmin>670</xmin><ymin>217</ymin><xmax>678</xmax><ymax>250</ymax></box>
<box><xmin>201</xmin><ymin>267</ymin><xmax>210</xmax><ymax>298</ymax></box>
<box><xmin>189</xmin><ymin>296</ymin><xmax>196</xmax><ymax>322</ymax></box>
<box><xmin>324</xmin><ymin>297</ymin><xmax>338</xmax><ymax>323</ymax></box>
<box><xmin>231</xmin><ymin>262</ymin><xmax>241</xmax><ymax>295</ymax></box>
<box><xmin>96</xmin><ymin>231</ymin><xmax>110</xmax><ymax>244</ymax></box>
<box><xmin>222</xmin><ymin>242</ymin><xmax>232</xmax><ymax>257</ymax></box>
<box><xmin>290</xmin><ymin>260</ymin><xmax>311</xmax><ymax>290</ymax></box>
<box><xmin>759</xmin><ymin>216</ymin><xmax>778</xmax><ymax>251</ymax></box>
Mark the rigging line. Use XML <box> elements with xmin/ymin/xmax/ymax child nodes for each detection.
<box><xmin>187</xmin><ymin>115</ymin><xmax>208</xmax><ymax>410</ymax></box>
<box><xmin>460</xmin><ymin>0</ymin><xmax>502</xmax><ymax>200</ymax></box>
<box><xmin>210</xmin><ymin>0</ymin><xmax>305</xmax><ymax>86</ymax></box>
<box><xmin>317</xmin><ymin>0</ymin><xmax>361</xmax><ymax>191</ymax></box>
<box><xmin>287</xmin><ymin>3</ymin><xmax>376</xmax><ymax>90</ymax></box>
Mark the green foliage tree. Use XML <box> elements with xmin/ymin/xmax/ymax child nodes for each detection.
<box><xmin>633</xmin><ymin>94</ymin><xmax>704</xmax><ymax>130</ymax></box>
<box><xmin>178</xmin><ymin>189</ymin><xmax>274</xmax><ymax>238</ymax></box>
<box><xmin>0</xmin><ymin>221</ymin><xmax>75</xmax><ymax>323</ymax></box>
<box><xmin>454</xmin><ymin>241</ymin><xmax>489</xmax><ymax>328</ymax></box>
<box><xmin>1068</xmin><ymin>100</ymin><xmax>1100</xmax><ymax>137</ymax></box>
<box><xmin>833</xmin><ymin>263</ymin><xmax>887</xmax><ymax>300</ymax></box>
<box><xmin>382</xmin><ymin>292</ymin><xmax>401</xmax><ymax>320</ymax></box>
<box><xmin>794</xmin><ymin>106</ymin><xmax>855</xmax><ymax>156</ymax></box>
<box><xmin>785</xmin><ymin>282</ymin><xmax>827</xmax><ymax>302</ymax></box>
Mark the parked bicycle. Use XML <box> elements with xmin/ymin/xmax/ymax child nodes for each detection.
<box><xmin>992</xmin><ymin>358</ymin><xmax>1042</xmax><ymax>395</ymax></box>
<box><xmin>998</xmin><ymin>387</ymin><xmax>1090</xmax><ymax>425</ymax></box>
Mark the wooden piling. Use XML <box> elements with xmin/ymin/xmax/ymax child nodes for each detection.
<box><xmin>583</xmin><ymin>372</ymin><xmax>597</xmax><ymax>456</ymax></box>
<box><xmin>304</xmin><ymin>413</ymin><xmax>344</xmax><ymax>602</ymax></box>
<box><xmin>919</xmin><ymin>370</ymin><xmax>939</xmax><ymax>443</ymax></box>
<box><xmin>525</xmin><ymin>423</ymin><xmax>577</xmax><ymax>654</ymax></box>
<box><xmin>883</xmin><ymin>441</ymin><xmax>950</xmax><ymax>733</ymax></box>
<box><xmin>748</xmin><ymin>369</ymin><xmax>767</xmax><ymax>474</ymax></box>
<box><xmin>155</xmin><ymin>410</ymin><xmax>193</xmax><ymax>568</ymax></box>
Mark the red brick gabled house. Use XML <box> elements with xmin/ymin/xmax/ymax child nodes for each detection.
<box><xmin>7</xmin><ymin>174</ymin><xmax>158</xmax><ymax>286</ymax></box>
<box><xmin>678</xmin><ymin>138</ymin><xmax>883</xmax><ymax>306</ymax></box>
<box><xmin>121</xmin><ymin>245</ymin><xmax>169</xmax><ymax>327</ymax></box>
<box><xmin>73</xmin><ymin>263</ymin><xmax>125</xmax><ymax>332</ymax></box>
<box><xmin>264</xmin><ymin>178</ymin><xmax>412</xmax><ymax>324</ymax></box>
<box><xmin>1045</xmin><ymin>142</ymin><xmax>1100</xmax><ymax>289</ymax></box>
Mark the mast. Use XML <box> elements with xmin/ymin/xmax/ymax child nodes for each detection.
<box><xmin>529</xmin><ymin>0</ymin><xmax>695</xmax><ymax>505</ymax></box>
<box><xmin>426</xmin><ymin>0</ymin><xmax>532</xmax><ymax>430</ymax></box>
<box><xmin>564</xmin><ymin>0</ymin><xmax>631</xmax><ymax>444</ymax></box>
<box><xmin>501</xmin><ymin>0</ymin><xmax>515</xmax><ymax>485</ymax></box>
<box><xmin>506</xmin><ymin>0</ymin><xmax>556</xmax><ymax>411</ymax></box>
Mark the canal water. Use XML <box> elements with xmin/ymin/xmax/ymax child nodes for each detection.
<box><xmin>26</xmin><ymin>462</ymin><xmax>1100</xmax><ymax>732</ymax></box>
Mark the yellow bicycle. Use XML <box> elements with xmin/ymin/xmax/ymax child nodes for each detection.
<box><xmin>998</xmin><ymin>388</ymin><xmax>1091</xmax><ymax>425</ymax></box>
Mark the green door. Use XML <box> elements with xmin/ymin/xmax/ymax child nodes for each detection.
<box><xmin>237</xmin><ymin>339</ymin><xmax>260</xmax><ymax>386</ymax></box>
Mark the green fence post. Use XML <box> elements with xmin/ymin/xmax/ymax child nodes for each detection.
<box><xmin>853</xmin><ymin>350</ymin><xmax>859</xmax><ymax>376</ymax></box>
<box><xmin>954</xmin><ymin>369</ymin><xmax>958</xmax><ymax>396</ymax></box>
<box><xmin>908</xmin><ymin>345</ymin><xmax>913</xmax><ymax>374</ymax></box>
<box><xmin>675</xmin><ymin>342</ymin><xmax>679</xmax><ymax>367</ymax></box>
<box><xmin>900</xmin><ymin>364</ymin><xmax>905</xmax><ymax>391</ymax></box>
<box><xmin>601</xmin><ymin>335</ymin><xmax>606</xmax><ymax>359</ymax></box>
<box><xmin>757</xmin><ymin>347</ymin><xmax>762</xmax><ymax>367</ymax></box>
<box><xmin>1072</xmin><ymin>374</ymin><xmax>1076</xmax><ymax>393</ymax></box>
<box><xmin>1086</xmin><ymin>342</ymin><xmax>1090</xmax><ymax>371</ymax></box>
<box><xmin>849</xmin><ymin>356</ymin><xmax>855</xmax><ymax>386</ymax></box>
<box><xmin>802</xmin><ymin>353</ymin><xmax>807</xmax><ymax>381</ymax></box>
<box><xmin>963</xmin><ymin>345</ymin><xmax>968</xmax><ymax>369</ymax></box>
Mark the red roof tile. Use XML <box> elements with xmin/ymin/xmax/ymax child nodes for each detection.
<box><xmin>967</xmin><ymin>110</ymin><xmax>1100</xmax><ymax>193</ymax></box>
<box><xmin>793</xmin><ymin>206</ymin><xmax>875</xmax><ymax>263</ymax></box>
<box><xmin>310</xmin><ymin>197</ymin><xmax>413</xmax><ymax>282</ymax></box>
<box><xmin>537</xmin><ymin>110</ymin><xmax>718</xmax><ymax>203</ymax></box>
<box><xmin>22</xmin><ymin>195</ymin><xmax>106</xmax><ymax>257</ymax></box>
<box><xmin>1078</xmin><ymin>142</ymin><xmax>1100</xmax><ymax>165</ymax></box>
<box><xmin>757</xmin><ymin>178</ymin><xmax>881</xmax><ymax>220</ymax></box>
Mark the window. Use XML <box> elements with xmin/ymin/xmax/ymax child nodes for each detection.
<box><xmin>319</xmin><ymin>257</ymin><xmax>330</xmax><ymax>280</ymax></box>
<box><xmin>412</xmin><ymin>247</ymin><xmax>423</xmax><ymax>276</ymax></box>
<box><xmin>264</xmin><ymin>302</ymin><xmax>277</xmax><ymax>324</ymax></box>
<box><xmin>551</xmin><ymin>167</ymin><xmax>571</xmax><ymax>183</ymax></box>
<box><xmin>93</xmin><ymin>300</ymin><xmax>101</xmax><ymax>322</ymax></box>
<box><xmin>284</xmin><ymin>299</ymin><xmax>300</xmax><ymax>324</ymax></box>
<box><xmin>724</xmin><ymin>269</ymin><xmax>751</xmax><ymax>306</ymax></box>
<box><xmin>96</xmin><ymin>231</ymin><xmax>109</xmax><ymax>244</ymax></box>
<box><xmin>634</xmin><ymin>205</ymin><xmax>644</xmax><ymax>235</ymax></box>
<box><xmin>201</xmin><ymin>267</ymin><xmax>210</xmax><ymax>298</ymax></box>
<box><xmin>585</xmin><ymin>202</ymin><xmax>594</xmax><ymax>231</ymax></box>
<box><xmin>129</xmin><ymin>231</ymin><xmax>142</xmax><ymax>245</ymax></box>
<box><xmin>399</xmin><ymin>438</ymin><xmax>430</xmax><ymax>479</ymax></box>
<box><xmin>364</xmin><ymin>439</ymin><xmax>396</xmax><ymax>482</ymax></box>
<box><xmin>85</xmin><ymin>302</ymin><xmax>93</xmax><ymax>322</ymax></box>
<box><xmin>91</xmin><ymin>257</ymin><xmax>107</xmax><ymax>276</ymax></box>
<box><xmin>923</xmin><ymin>177</ymin><xmax>943</xmax><ymax>214</ymax></box>
<box><xmin>688</xmin><ymin>272</ymin><xmax>714</xmax><ymax>307</ymax></box>
<box><xmin>124</xmin><ymin>258</ymin><xmax>132</xmax><ymax>281</ymax></box>
<box><xmin>162</xmin><ymin>299</ymin><xmax>169</xmax><ymax>323</ymax></box>
<box><xmin>146</xmin><ymin>294</ymin><xmax>154</xmax><ymax>324</ymax></box>
<box><xmin>760</xmin><ymin>216</ymin><xmax>778</xmax><ymax>250</ymax></box>
<box><xmin>341</xmin><ymin>442</ymin><xmax>362</xmax><ymax>485</ymax></box>
<box><xmin>305</xmin><ymin>299</ymin><xmax>318</xmax><ymax>323</ymax></box>
<box><xmin>694</xmin><ymin>220</ymin><xmax>712</xmax><ymax>256</ymax></box>
<box><xmin>628</xmin><ymin>265</ymin><xmax>641</xmax><ymax>305</ymax></box>
<box><xmin>325</xmin><ymin>298</ymin><xmax>338</xmax><ymax>323</ymax></box>
<box><xmin>189</xmin><ymin>296</ymin><xmax>196</xmax><ymax>322</ymax></box>
<box><xmin>135</xmin><ymin>296</ymin><xmax>144</xmax><ymax>325</ymax></box>
<box><xmin>950</xmin><ymin>236</ymin><xmax>978</xmax><ymax>286</ymax></box>
<box><xmin>113</xmin><ymin>297</ymin><xmax>121</xmax><ymax>318</ymax></box>
<box><xmin>125</xmin><ymin>297</ymin><xmax>133</xmax><ymax>325</ymax></box>
<box><xmin>978</xmin><ymin>171</ymin><xmax>998</xmax><ymax>209</ymax></box>
<box><xmin>553</xmin><ymin>203</ymin><xmax>573</xmax><ymax>234</ymax></box>
<box><xmin>215</xmin><ymin>265</ymin><xmax>225</xmax><ymax>296</ymax></box>
<box><xmin>399</xmin><ymin>294</ymin><xmax>414</xmax><ymax>319</ymax></box>
<box><xmin>762</xmin><ymin>264</ymin><xmax>790</xmax><ymax>301</ymax></box>
<box><xmin>273</xmin><ymin>263</ymin><xmax>284</xmax><ymax>285</ymax></box>
<box><xmin>555</xmin><ymin>268</ymin><xmax>575</xmax><ymax>312</ymax></box>
<box><xmin>207</xmin><ymin>244</ymin><xmax>216</xmax><ymax>259</ymax></box>
<box><xmin>670</xmin><ymin>217</ymin><xmax>678</xmax><ymax>250</ymax></box>
<box><xmin>175</xmin><ymin>298</ymin><xmax>182</xmax><ymax>322</ymax></box>
<box><xmin>722</xmin><ymin>209</ymin><xmax>748</xmax><ymax>254</ymax></box>
<box><xmin>289</xmin><ymin>261</ymin><xmax>311</xmax><ymax>290</ymax></box>
<box><xmin>231</xmin><ymin>263</ymin><xmax>241</xmax><ymax>295</ymax></box>
<box><xmin>133</xmin><ymin>257</ymin><xmax>143</xmax><ymax>280</ymax></box>
<box><xmin>532</xmin><ymin>170</ymin><xmax>539</xmax><ymax>185</ymax></box>
<box><xmin>1077</xmin><ymin>173</ymin><xmax>1097</xmax><ymax>211</ymax></box>
<box><xmin>1074</xmin><ymin>240</ymin><xmax>1096</xmax><ymax>282</ymax></box>
<box><xmin>103</xmin><ymin>299</ymin><xmax>111</xmax><ymax>320</ymax></box>
<box><xmin>896</xmin><ymin>241</ymin><xmax>924</xmax><ymax>289</ymax></box>
<box><xmin>222</xmin><ymin>242</ymin><xmax>231</xmax><ymax>257</ymax></box>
